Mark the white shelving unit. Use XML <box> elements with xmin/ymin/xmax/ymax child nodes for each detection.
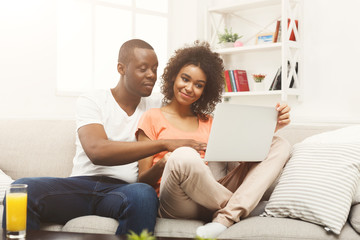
<box><xmin>206</xmin><ymin>0</ymin><xmax>303</xmax><ymax>101</ymax></box>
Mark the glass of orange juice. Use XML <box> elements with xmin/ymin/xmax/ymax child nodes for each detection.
<box><xmin>6</xmin><ymin>184</ymin><xmax>28</xmax><ymax>239</ymax></box>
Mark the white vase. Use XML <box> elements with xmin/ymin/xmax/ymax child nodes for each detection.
<box><xmin>221</xmin><ymin>42</ymin><xmax>235</xmax><ymax>48</ymax></box>
<box><xmin>253</xmin><ymin>82</ymin><xmax>265</xmax><ymax>91</ymax></box>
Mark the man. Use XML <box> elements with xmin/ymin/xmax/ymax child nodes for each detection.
<box><xmin>2</xmin><ymin>39</ymin><xmax>205</xmax><ymax>235</ymax></box>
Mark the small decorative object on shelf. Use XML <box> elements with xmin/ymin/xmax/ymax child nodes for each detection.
<box><xmin>252</xmin><ymin>74</ymin><xmax>266</xmax><ymax>83</ymax></box>
<box><xmin>218</xmin><ymin>27</ymin><xmax>242</xmax><ymax>48</ymax></box>
<box><xmin>256</xmin><ymin>33</ymin><xmax>274</xmax><ymax>44</ymax></box>
<box><xmin>234</xmin><ymin>40</ymin><xmax>244</xmax><ymax>47</ymax></box>
<box><xmin>252</xmin><ymin>74</ymin><xmax>266</xmax><ymax>91</ymax></box>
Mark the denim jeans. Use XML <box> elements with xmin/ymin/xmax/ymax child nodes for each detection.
<box><xmin>2</xmin><ymin>176</ymin><xmax>158</xmax><ymax>235</ymax></box>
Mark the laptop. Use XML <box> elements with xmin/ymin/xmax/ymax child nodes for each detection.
<box><xmin>204</xmin><ymin>103</ymin><xmax>277</xmax><ymax>162</ymax></box>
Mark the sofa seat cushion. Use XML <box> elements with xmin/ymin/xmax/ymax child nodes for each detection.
<box><xmin>154</xmin><ymin>218</ymin><xmax>204</xmax><ymax>238</ymax></box>
<box><xmin>218</xmin><ymin>217</ymin><xmax>359</xmax><ymax>240</ymax></box>
<box><xmin>62</xmin><ymin>215</ymin><xmax>118</xmax><ymax>234</ymax></box>
<box><xmin>155</xmin><ymin>201</ymin><xmax>267</xmax><ymax>238</ymax></box>
<box><xmin>40</xmin><ymin>223</ymin><xmax>64</xmax><ymax>232</ymax></box>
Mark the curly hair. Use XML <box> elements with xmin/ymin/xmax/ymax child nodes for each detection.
<box><xmin>161</xmin><ymin>41</ymin><xmax>225</xmax><ymax>121</ymax></box>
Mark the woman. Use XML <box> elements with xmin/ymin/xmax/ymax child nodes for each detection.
<box><xmin>136</xmin><ymin>41</ymin><xmax>291</xmax><ymax>238</ymax></box>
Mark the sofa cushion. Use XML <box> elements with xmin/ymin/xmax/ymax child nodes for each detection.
<box><xmin>62</xmin><ymin>215</ymin><xmax>118</xmax><ymax>234</ymax></box>
<box><xmin>0</xmin><ymin>169</ymin><xmax>13</xmax><ymax>204</ymax></box>
<box><xmin>40</xmin><ymin>223</ymin><xmax>64</xmax><ymax>232</ymax></box>
<box><xmin>349</xmin><ymin>204</ymin><xmax>360</xmax><ymax>234</ymax></box>
<box><xmin>263</xmin><ymin>142</ymin><xmax>360</xmax><ymax>234</ymax></box>
<box><xmin>218</xmin><ymin>217</ymin><xmax>360</xmax><ymax>240</ymax></box>
<box><xmin>0</xmin><ymin>120</ymin><xmax>75</xmax><ymax>180</ymax></box>
<box><xmin>155</xmin><ymin>218</ymin><xmax>204</xmax><ymax>238</ymax></box>
<box><xmin>301</xmin><ymin>125</ymin><xmax>360</xmax><ymax>204</ymax></box>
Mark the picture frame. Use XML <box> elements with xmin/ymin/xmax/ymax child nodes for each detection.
<box><xmin>256</xmin><ymin>33</ymin><xmax>274</xmax><ymax>44</ymax></box>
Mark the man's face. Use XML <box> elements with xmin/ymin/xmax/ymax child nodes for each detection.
<box><xmin>123</xmin><ymin>48</ymin><xmax>158</xmax><ymax>97</ymax></box>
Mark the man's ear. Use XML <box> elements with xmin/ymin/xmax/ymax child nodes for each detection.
<box><xmin>117</xmin><ymin>62</ymin><xmax>126</xmax><ymax>75</ymax></box>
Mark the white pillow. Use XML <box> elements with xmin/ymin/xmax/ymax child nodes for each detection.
<box><xmin>262</xmin><ymin>142</ymin><xmax>360</xmax><ymax>234</ymax></box>
<box><xmin>302</xmin><ymin>125</ymin><xmax>360</xmax><ymax>144</ymax></box>
<box><xmin>302</xmin><ymin>125</ymin><xmax>360</xmax><ymax>204</ymax></box>
<box><xmin>0</xmin><ymin>169</ymin><xmax>13</xmax><ymax>204</ymax></box>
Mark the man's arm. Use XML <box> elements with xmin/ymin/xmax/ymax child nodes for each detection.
<box><xmin>137</xmin><ymin>130</ymin><xmax>169</xmax><ymax>187</ymax></box>
<box><xmin>78</xmin><ymin>123</ymin><xmax>206</xmax><ymax>166</ymax></box>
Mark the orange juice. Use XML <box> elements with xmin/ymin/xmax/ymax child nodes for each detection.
<box><xmin>6</xmin><ymin>192</ymin><xmax>27</xmax><ymax>231</ymax></box>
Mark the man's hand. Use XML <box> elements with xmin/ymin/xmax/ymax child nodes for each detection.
<box><xmin>275</xmin><ymin>103</ymin><xmax>291</xmax><ymax>132</ymax></box>
<box><xmin>164</xmin><ymin>139</ymin><xmax>207</xmax><ymax>153</ymax></box>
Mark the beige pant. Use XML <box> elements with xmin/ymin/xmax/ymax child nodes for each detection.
<box><xmin>158</xmin><ymin>136</ymin><xmax>291</xmax><ymax>227</ymax></box>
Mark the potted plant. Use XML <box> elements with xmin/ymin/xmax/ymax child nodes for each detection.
<box><xmin>252</xmin><ymin>74</ymin><xmax>266</xmax><ymax>83</ymax></box>
<box><xmin>218</xmin><ymin>27</ymin><xmax>242</xmax><ymax>48</ymax></box>
<box><xmin>252</xmin><ymin>74</ymin><xmax>266</xmax><ymax>91</ymax></box>
<box><xmin>127</xmin><ymin>230</ymin><xmax>156</xmax><ymax>240</ymax></box>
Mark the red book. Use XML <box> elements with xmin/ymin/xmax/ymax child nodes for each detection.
<box><xmin>273</xmin><ymin>20</ymin><xmax>280</xmax><ymax>42</ymax></box>
<box><xmin>287</xmin><ymin>19</ymin><xmax>298</xmax><ymax>41</ymax></box>
<box><xmin>234</xmin><ymin>70</ymin><xmax>250</xmax><ymax>91</ymax></box>
<box><xmin>224</xmin><ymin>70</ymin><xmax>233</xmax><ymax>92</ymax></box>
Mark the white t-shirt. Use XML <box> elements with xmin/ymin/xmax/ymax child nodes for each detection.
<box><xmin>70</xmin><ymin>89</ymin><xmax>162</xmax><ymax>183</ymax></box>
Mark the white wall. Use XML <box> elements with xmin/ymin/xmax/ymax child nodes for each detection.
<box><xmin>1</xmin><ymin>0</ymin><xmax>360</xmax><ymax>124</ymax></box>
<box><xmin>0</xmin><ymin>0</ymin><xmax>77</xmax><ymax>119</ymax></box>
<box><xmin>295</xmin><ymin>0</ymin><xmax>360</xmax><ymax>123</ymax></box>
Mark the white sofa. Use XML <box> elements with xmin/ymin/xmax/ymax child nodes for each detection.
<box><xmin>0</xmin><ymin>119</ymin><xmax>359</xmax><ymax>239</ymax></box>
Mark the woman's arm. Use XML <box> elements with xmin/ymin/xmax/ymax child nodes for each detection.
<box><xmin>275</xmin><ymin>103</ymin><xmax>291</xmax><ymax>132</ymax></box>
<box><xmin>137</xmin><ymin>129</ymin><xmax>170</xmax><ymax>188</ymax></box>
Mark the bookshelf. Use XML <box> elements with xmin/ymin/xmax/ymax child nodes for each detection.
<box><xmin>206</xmin><ymin>0</ymin><xmax>303</xmax><ymax>101</ymax></box>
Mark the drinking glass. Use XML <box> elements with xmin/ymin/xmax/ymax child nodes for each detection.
<box><xmin>6</xmin><ymin>184</ymin><xmax>28</xmax><ymax>239</ymax></box>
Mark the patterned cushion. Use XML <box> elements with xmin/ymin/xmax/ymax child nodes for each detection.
<box><xmin>263</xmin><ymin>142</ymin><xmax>360</xmax><ymax>234</ymax></box>
<box><xmin>301</xmin><ymin>125</ymin><xmax>360</xmax><ymax>204</ymax></box>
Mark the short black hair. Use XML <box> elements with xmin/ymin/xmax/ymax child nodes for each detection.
<box><xmin>161</xmin><ymin>41</ymin><xmax>225</xmax><ymax>121</ymax></box>
<box><xmin>118</xmin><ymin>39</ymin><xmax>154</xmax><ymax>64</ymax></box>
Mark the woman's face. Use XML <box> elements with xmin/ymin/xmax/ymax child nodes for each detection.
<box><xmin>172</xmin><ymin>64</ymin><xmax>207</xmax><ymax>106</ymax></box>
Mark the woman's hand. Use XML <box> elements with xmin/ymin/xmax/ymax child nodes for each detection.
<box><xmin>156</xmin><ymin>152</ymin><xmax>172</xmax><ymax>169</ymax></box>
<box><xmin>275</xmin><ymin>103</ymin><xmax>291</xmax><ymax>132</ymax></box>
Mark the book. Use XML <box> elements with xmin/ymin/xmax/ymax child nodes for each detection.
<box><xmin>269</xmin><ymin>62</ymin><xmax>298</xmax><ymax>90</ymax></box>
<box><xmin>234</xmin><ymin>70</ymin><xmax>250</xmax><ymax>91</ymax></box>
<box><xmin>269</xmin><ymin>67</ymin><xmax>281</xmax><ymax>90</ymax></box>
<box><xmin>224</xmin><ymin>70</ymin><xmax>233</xmax><ymax>92</ymax></box>
<box><xmin>273</xmin><ymin>20</ymin><xmax>281</xmax><ymax>42</ymax></box>
<box><xmin>228</xmin><ymin>70</ymin><xmax>237</xmax><ymax>92</ymax></box>
<box><xmin>288</xmin><ymin>19</ymin><xmax>298</xmax><ymax>41</ymax></box>
<box><xmin>222</xmin><ymin>72</ymin><xmax>228</xmax><ymax>92</ymax></box>
<box><xmin>229</xmin><ymin>70</ymin><xmax>240</xmax><ymax>92</ymax></box>
<box><xmin>290</xmin><ymin>62</ymin><xmax>298</xmax><ymax>88</ymax></box>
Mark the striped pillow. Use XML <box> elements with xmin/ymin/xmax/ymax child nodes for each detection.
<box><xmin>263</xmin><ymin>142</ymin><xmax>360</xmax><ymax>234</ymax></box>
